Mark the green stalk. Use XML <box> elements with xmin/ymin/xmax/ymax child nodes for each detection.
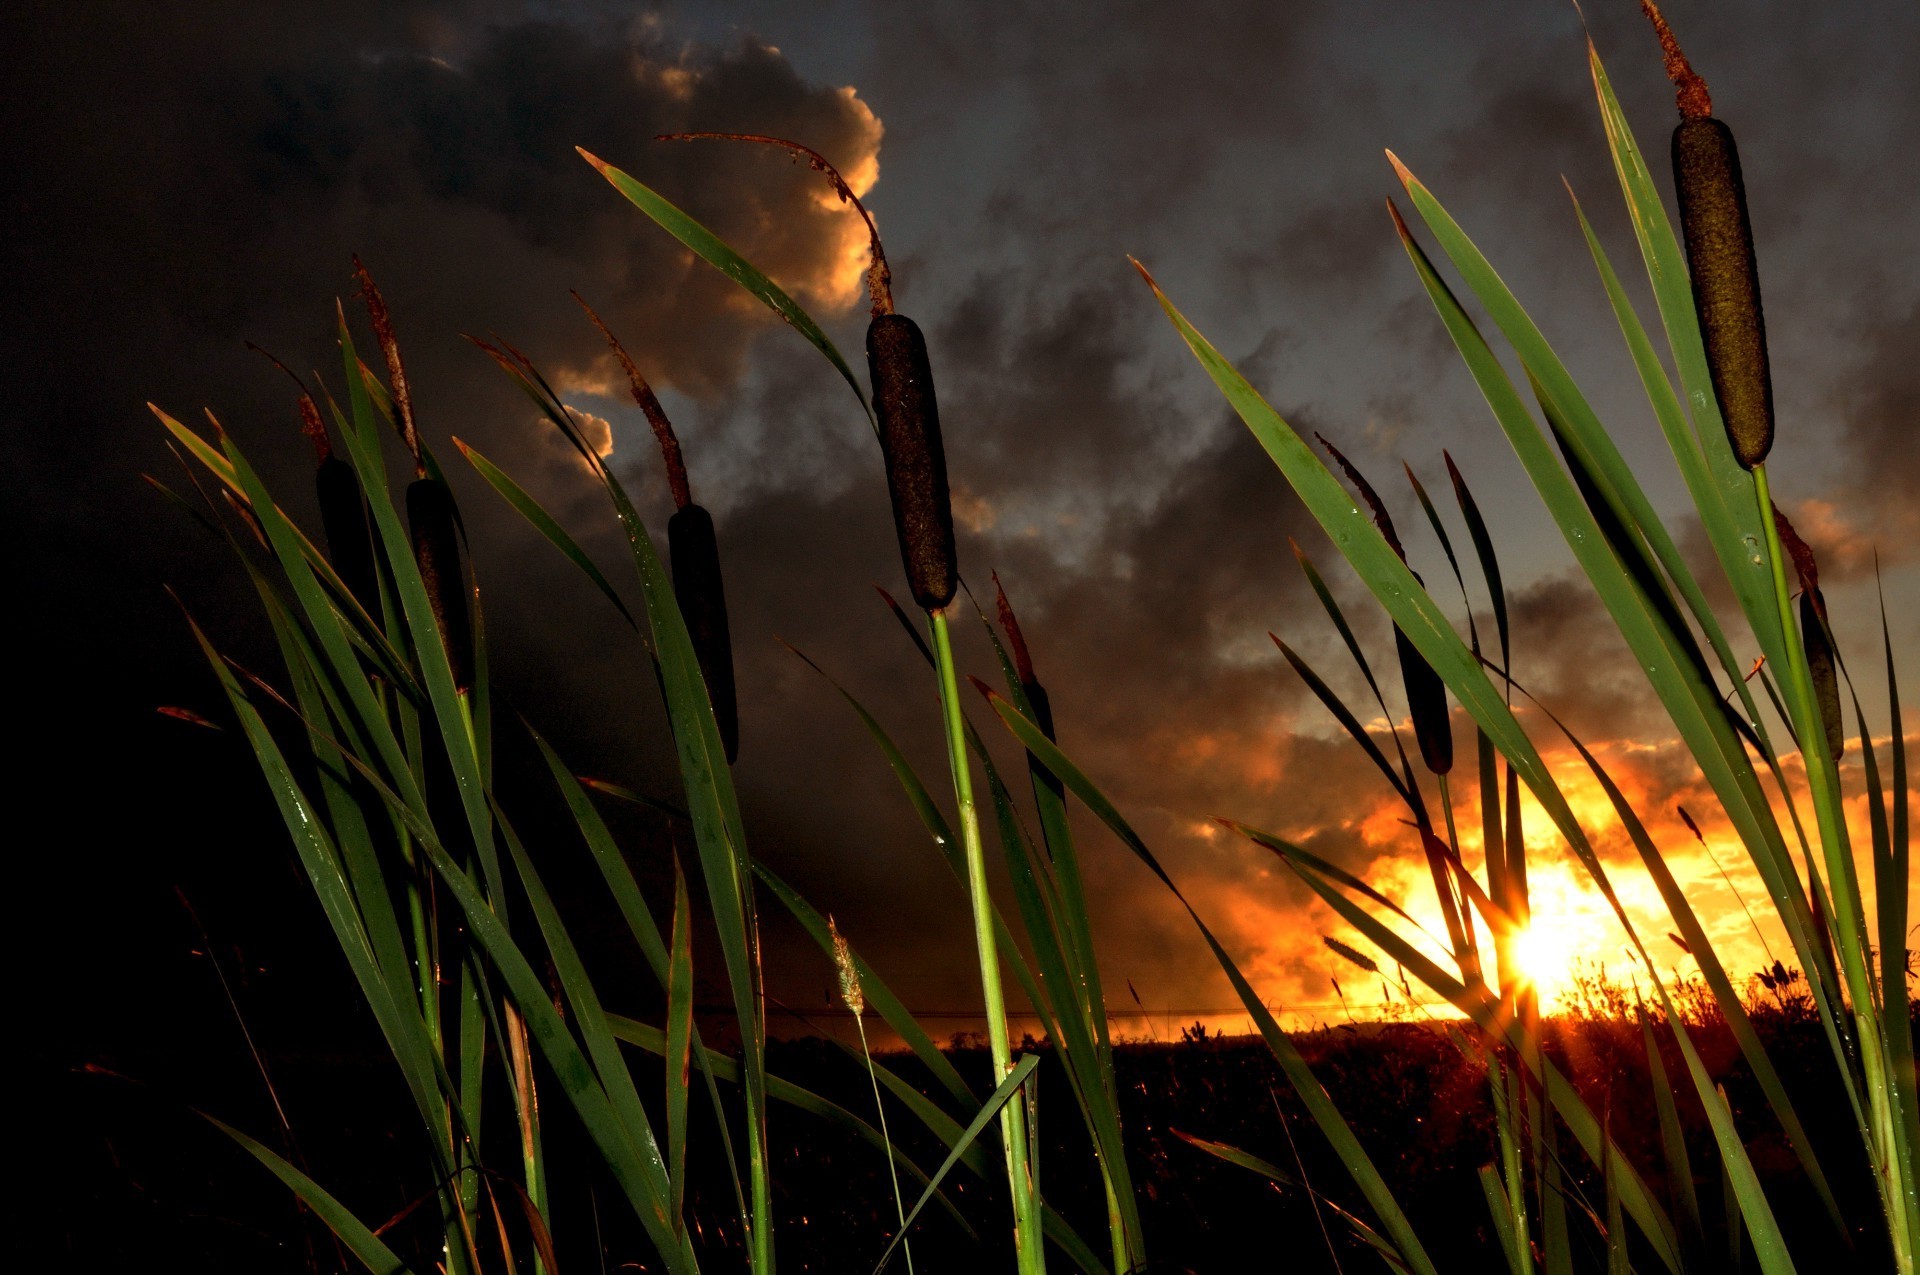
<box><xmin>1754</xmin><ymin>466</ymin><xmax>1916</xmax><ymax>1270</ymax></box>
<box><xmin>930</xmin><ymin>609</ymin><xmax>1043</xmax><ymax>1272</ymax></box>
<box><xmin>856</xmin><ymin>1013</ymin><xmax>915</xmax><ymax>1275</ymax></box>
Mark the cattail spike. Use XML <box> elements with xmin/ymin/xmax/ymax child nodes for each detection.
<box><xmin>407</xmin><ymin>477</ymin><xmax>474</xmax><ymax>691</ymax></box>
<box><xmin>1800</xmin><ymin>588</ymin><xmax>1843</xmax><ymax>759</ymax></box>
<box><xmin>869</xmin><ymin>314</ymin><xmax>957</xmax><ymax>611</ymax></box>
<box><xmin>1649</xmin><ymin>5</ymin><xmax>1774</xmax><ymax>470</ymax></box>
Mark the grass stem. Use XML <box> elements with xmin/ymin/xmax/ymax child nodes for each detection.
<box><xmin>930</xmin><ymin>608</ymin><xmax>1044</xmax><ymax>1272</ymax></box>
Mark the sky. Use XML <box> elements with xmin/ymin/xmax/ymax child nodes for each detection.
<box><xmin>10</xmin><ymin>1</ymin><xmax>1916</xmax><ymax>1060</ymax></box>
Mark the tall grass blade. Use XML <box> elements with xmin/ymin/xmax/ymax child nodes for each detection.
<box><xmin>1180</xmin><ymin>1130</ymin><xmax>1416</xmax><ymax>1273</ymax></box>
<box><xmin>982</xmin><ymin>687</ymin><xmax>1441</xmax><ymax>1275</ymax></box>
<box><xmin>667</xmin><ymin>859</ymin><xmax>695</xmax><ymax>1232</ymax></box>
<box><xmin>455</xmin><ymin>439</ymin><xmax>635</xmax><ymax>626</ymax></box>
<box><xmin>871</xmin><ymin>1056</ymin><xmax>1042</xmax><ymax>1275</ymax></box>
<box><xmin>206</xmin><ymin>1114</ymin><xmax>412</xmax><ymax>1275</ymax></box>
<box><xmin>577</xmin><ymin>148</ymin><xmax>872</xmax><ymax>422</ymax></box>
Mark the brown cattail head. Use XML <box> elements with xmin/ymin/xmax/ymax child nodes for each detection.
<box><xmin>1800</xmin><ymin>588</ymin><xmax>1843</xmax><ymax>759</ymax></box>
<box><xmin>316</xmin><ymin>456</ymin><xmax>379</xmax><ymax>611</ymax></box>
<box><xmin>1644</xmin><ymin>4</ymin><xmax>1774</xmax><ymax>470</ymax></box>
<box><xmin>406</xmin><ymin>477</ymin><xmax>474</xmax><ymax>691</ymax></box>
<box><xmin>669</xmin><ymin>503</ymin><xmax>739</xmax><ymax>764</ymax></box>
<box><xmin>868</xmin><ymin>313</ymin><xmax>957</xmax><ymax>611</ymax></box>
<box><xmin>1674</xmin><ymin>117</ymin><xmax>1773</xmax><ymax>468</ymax></box>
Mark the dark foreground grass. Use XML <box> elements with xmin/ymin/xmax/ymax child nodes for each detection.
<box><xmin>47</xmin><ymin>1002</ymin><xmax>1892</xmax><ymax>1272</ymax></box>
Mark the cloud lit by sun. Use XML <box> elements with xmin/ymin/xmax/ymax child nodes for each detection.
<box><xmin>1180</xmin><ymin>724</ymin><xmax>1918</xmax><ymax>1034</ymax></box>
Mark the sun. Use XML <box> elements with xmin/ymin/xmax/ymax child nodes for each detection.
<box><xmin>1508</xmin><ymin>923</ymin><xmax>1581</xmax><ymax>1010</ymax></box>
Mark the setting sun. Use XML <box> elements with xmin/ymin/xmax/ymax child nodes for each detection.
<box><xmin>1509</xmin><ymin>923</ymin><xmax>1580</xmax><ymax>1008</ymax></box>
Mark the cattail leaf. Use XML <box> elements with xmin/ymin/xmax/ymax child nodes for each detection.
<box><xmin>981</xmin><ymin>688</ymin><xmax>1442</xmax><ymax>1275</ymax></box>
<box><xmin>454</xmin><ymin>439</ymin><xmax>635</xmax><ymax>627</ymax></box>
<box><xmin>471</xmin><ymin>336</ymin><xmax>774</xmax><ymax>1266</ymax></box>
<box><xmin>1391</xmin><ymin>166</ymin><xmax>1750</xmax><ymax>740</ymax></box>
<box><xmin>603</xmin><ymin>1013</ymin><xmax>981</xmax><ymax>1241</ymax></box>
<box><xmin>751</xmin><ymin>859</ymin><xmax>973</xmax><ymax>1109</ymax></box>
<box><xmin>1587</xmin><ymin>42</ymin><xmax>1787</xmax><ymax>670</ymax></box>
<box><xmin>1567</xmin><ymin>184</ymin><xmax>1770</xmax><ymax>731</ymax></box>
<box><xmin>527</xmin><ymin>728</ymin><xmax>754</xmax><ymax>1236</ymax></box>
<box><xmin>203</xmin><ymin>1114</ymin><xmax>410</xmax><ymax>1275</ymax></box>
<box><xmin>1370</xmin><ymin>213</ymin><xmax>1837</xmax><ymax>1018</ymax></box>
<box><xmin>492</xmin><ymin>803</ymin><xmax>684</xmax><ymax>1241</ymax></box>
<box><xmin>1290</xmin><ymin>542</ymin><xmax>1427</xmax><ymax>810</ymax></box>
<box><xmin>666</xmin><ymin>859</ymin><xmax>694</xmax><ymax>1230</ymax></box>
<box><xmin>1270</xmin><ymin>830</ymin><xmax>1695</xmax><ymax>1273</ymax></box>
<box><xmin>1175</xmin><ymin>1131</ymin><xmax>1418</xmax><ymax>1274</ymax></box>
<box><xmin>1404</xmin><ymin>463</ymin><xmax>1477</xmax><ymax>650</ymax></box>
<box><xmin>1638</xmin><ymin>1002</ymin><xmax>1706</xmax><ymax>1254</ymax></box>
<box><xmin>1271</xmin><ymin>635</ymin><xmax>1418</xmax><ymax>812</ymax></box>
<box><xmin>1395</xmin><ymin>627</ymin><xmax>1454</xmax><ymax>776</ymax></box>
<box><xmin>1533</xmin><ymin>693</ymin><xmax>1848</xmax><ymax>1240</ymax></box>
<box><xmin>578</xmin><ymin>148</ymin><xmax>873</xmax><ymax>423</ymax></box>
<box><xmin>869</xmin><ymin>1055</ymin><xmax>1042</xmax><ymax>1275</ymax></box>
<box><xmin>1443</xmin><ymin>455</ymin><xmax>1510</xmax><ymax>676</ymax></box>
<box><xmin>318</xmin><ymin>728</ymin><xmax>702</xmax><ymax>1269</ymax></box>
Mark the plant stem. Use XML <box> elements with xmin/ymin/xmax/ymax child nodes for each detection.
<box><xmin>1754</xmin><ymin>465</ymin><xmax>1916</xmax><ymax>1271</ymax></box>
<box><xmin>930</xmin><ymin>608</ymin><xmax>1043</xmax><ymax>1272</ymax></box>
<box><xmin>855</xmin><ymin>1014</ymin><xmax>915</xmax><ymax>1275</ymax></box>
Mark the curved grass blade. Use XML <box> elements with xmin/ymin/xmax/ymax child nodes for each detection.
<box><xmin>604</xmin><ymin>1015</ymin><xmax>979</xmax><ymax>1242</ymax></box>
<box><xmin>1176</xmin><ymin>1130</ymin><xmax>1416</xmax><ymax>1274</ymax></box>
<box><xmin>1389</xmin><ymin>155</ymin><xmax>1754</xmax><ymax>734</ymax></box>
<box><xmin>1273</xmin><ymin>635</ymin><xmax>1418</xmax><ymax>812</ymax></box>
<box><xmin>981</xmin><ymin>686</ymin><xmax>1441</xmax><ymax>1275</ymax></box>
<box><xmin>206</xmin><ymin>1114</ymin><xmax>412</xmax><ymax>1275</ymax></box>
<box><xmin>577</xmin><ymin>148</ymin><xmax>873</xmax><ymax>424</ymax></box>
<box><xmin>455</xmin><ymin>439</ymin><xmax>635</xmax><ymax>627</ymax></box>
<box><xmin>478</xmin><ymin>337</ymin><xmax>772</xmax><ymax>1267</ymax></box>
<box><xmin>751</xmin><ymin>860</ymin><xmax>973</xmax><ymax>1109</ymax></box>
<box><xmin>871</xmin><ymin>1056</ymin><xmax>1042</xmax><ymax>1275</ymax></box>
<box><xmin>667</xmin><ymin>860</ymin><xmax>694</xmax><ymax>1232</ymax></box>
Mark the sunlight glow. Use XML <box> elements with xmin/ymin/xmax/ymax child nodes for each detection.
<box><xmin>1509</xmin><ymin>923</ymin><xmax>1579</xmax><ymax>1003</ymax></box>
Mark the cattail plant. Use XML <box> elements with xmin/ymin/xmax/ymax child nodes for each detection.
<box><xmin>252</xmin><ymin>344</ymin><xmax>382</xmax><ymax>613</ymax></box>
<box><xmin>574</xmin><ymin>293</ymin><xmax>740</xmax><ymax>763</ymax></box>
<box><xmin>651</xmin><ymin>131</ymin><xmax>1043</xmax><ymax>1272</ymax></box>
<box><xmin>354</xmin><ymin>258</ymin><xmax>475</xmax><ymax>692</ymax></box>
<box><xmin>1642</xmin><ymin>1</ymin><xmax>1772</xmax><ymax>470</ymax></box>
